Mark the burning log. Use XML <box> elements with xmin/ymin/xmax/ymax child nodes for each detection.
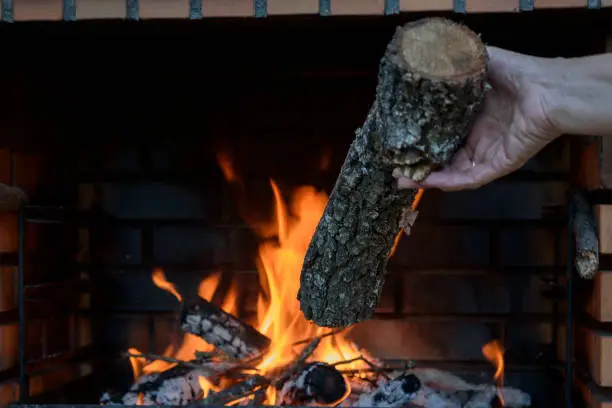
<box><xmin>181</xmin><ymin>296</ymin><xmax>271</xmax><ymax>359</ymax></box>
<box><xmin>570</xmin><ymin>189</ymin><xmax>599</xmax><ymax>279</ymax></box>
<box><xmin>278</xmin><ymin>362</ymin><xmax>349</xmax><ymax>406</ymax></box>
<box><xmin>0</xmin><ymin>183</ymin><xmax>27</xmax><ymax>213</ymax></box>
<box><xmin>198</xmin><ymin>374</ymin><xmax>270</xmax><ymax>406</ymax></box>
<box><xmin>354</xmin><ymin>372</ymin><xmax>421</xmax><ymax>407</ymax></box>
<box><xmin>120</xmin><ymin>364</ymin><xmax>221</xmax><ymax>406</ymax></box>
<box><xmin>298</xmin><ymin>17</ymin><xmax>489</xmax><ymax>328</ymax></box>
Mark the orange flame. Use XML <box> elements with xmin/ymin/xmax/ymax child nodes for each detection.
<box><xmin>152</xmin><ymin>268</ymin><xmax>183</xmax><ymax>303</ymax></box>
<box><xmin>482</xmin><ymin>339</ymin><xmax>505</xmax><ymax>405</ymax></box>
<box><xmin>216</xmin><ymin>153</ymin><xmax>372</xmax><ymax>405</ymax></box>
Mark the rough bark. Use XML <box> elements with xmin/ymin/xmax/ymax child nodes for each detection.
<box><xmin>298</xmin><ymin>17</ymin><xmax>489</xmax><ymax>328</ymax></box>
<box><xmin>0</xmin><ymin>183</ymin><xmax>26</xmax><ymax>212</ymax></box>
<box><xmin>181</xmin><ymin>296</ymin><xmax>271</xmax><ymax>359</ymax></box>
<box><xmin>570</xmin><ymin>189</ymin><xmax>599</xmax><ymax>279</ymax></box>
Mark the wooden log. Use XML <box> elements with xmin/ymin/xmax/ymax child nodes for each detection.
<box><xmin>278</xmin><ymin>362</ymin><xmax>348</xmax><ymax>406</ymax></box>
<box><xmin>355</xmin><ymin>372</ymin><xmax>421</xmax><ymax>407</ymax></box>
<box><xmin>571</xmin><ymin>189</ymin><xmax>599</xmax><ymax>279</ymax></box>
<box><xmin>118</xmin><ymin>363</ymin><xmax>227</xmax><ymax>406</ymax></box>
<box><xmin>198</xmin><ymin>374</ymin><xmax>270</xmax><ymax>406</ymax></box>
<box><xmin>0</xmin><ymin>183</ymin><xmax>26</xmax><ymax>213</ymax></box>
<box><xmin>298</xmin><ymin>17</ymin><xmax>489</xmax><ymax>328</ymax></box>
<box><xmin>180</xmin><ymin>296</ymin><xmax>271</xmax><ymax>360</ymax></box>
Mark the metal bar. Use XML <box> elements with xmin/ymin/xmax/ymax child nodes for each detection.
<box><xmin>63</xmin><ymin>0</ymin><xmax>76</xmax><ymax>21</ymax></box>
<box><xmin>1</xmin><ymin>0</ymin><xmax>13</xmax><ymax>22</ymax></box>
<box><xmin>519</xmin><ymin>0</ymin><xmax>534</xmax><ymax>11</ymax></box>
<box><xmin>453</xmin><ymin>0</ymin><xmax>466</xmax><ymax>13</ymax></box>
<box><xmin>384</xmin><ymin>0</ymin><xmax>399</xmax><ymax>15</ymax></box>
<box><xmin>189</xmin><ymin>0</ymin><xmax>202</xmax><ymax>19</ymax></box>
<box><xmin>566</xmin><ymin>197</ymin><xmax>575</xmax><ymax>408</ymax></box>
<box><xmin>254</xmin><ymin>0</ymin><xmax>267</xmax><ymax>17</ymax></box>
<box><xmin>18</xmin><ymin>207</ymin><xmax>28</xmax><ymax>402</ymax></box>
<box><xmin>319</xmin><ymin>0</ymin><xmax>331</xmax><ymax>16</ymax></box>
<box><xmin>126</xmin><ymin>0</ymin><xmax>139</xmax><ymax>20</ymax></box>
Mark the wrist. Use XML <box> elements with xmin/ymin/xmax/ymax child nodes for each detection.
<box><xmin>539</xmin><ymin>55</ymin><xmax>612</xmax><ymax>137</ymax></box>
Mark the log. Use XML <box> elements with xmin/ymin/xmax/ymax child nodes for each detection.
<box><xmin>181</xmin><ymin>296</ymin><xmax>271</xmax><ymax>359</ymax></box>
<box><xmin>120</xmin><ymin>364</ymin><xmax>219</xmax><ymax>406</ymax></box>
<box><xmin>355</xmin><ymin>372</ymin><xmax>421</xmax><ymax>407</ymax></box>
<box><xmin>298</xmin><ymin>17</ymin><xmax>489</xmax><ymax>328</ymax></box>
<box><xmin>278</xmin><ymin>362</ymin><xmax>349</xmax><ymax>406</ymax></box>
<box><xmin>198</xmin><ymin>374</ymin><xmax>270</xmax><ymax>406</ymax></box>
<box><xmin>0</xmin><ymin>183</ymin><xmax>27</xmax><ymax>213</ymax></box>
<box><xmin>571</xmin><ymin>189</ymin><xmax>599</xmax><ymax>279</ymax></box>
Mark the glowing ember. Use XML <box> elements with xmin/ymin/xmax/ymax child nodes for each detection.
<box><xmin>482</xmin><ymin>339</ymin><xmax>505</xmax><ymax>405</ymax></box>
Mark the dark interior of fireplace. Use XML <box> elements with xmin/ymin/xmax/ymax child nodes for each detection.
<box><xmin>0</xmin><ymin>8</ymin><xmax>611</xmax><ymax>407</ymax></box>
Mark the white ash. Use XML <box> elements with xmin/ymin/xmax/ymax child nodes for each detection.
<box><xmin>121</xmin><ymin>368</ymin><xmax>214</xmax><ymax>406</ymax></box>
<box><xmin>355</xmin><ymin>372</ymin><xmax>421</xmax><ymax>407</ymax></box>
<box><xmin>182</xmin><ymin>313</ymin><xmax>258</xmax><ymax>359</ymax></box>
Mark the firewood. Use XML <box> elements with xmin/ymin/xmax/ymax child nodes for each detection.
<box><xmin>181</xmin><ymin>296</ymin><xmax>271</xmax><ymax>359</ymax></box>
<box><xmin>120</xmin><ymin>363</ymin><xmax>225</xmax><ymax>406</ymax></box>
<box><xmin>298</xmin><ymin>17</ymin><xmax>489</xmax><ymax>328</ymax></box>
<box><xmin>0</xmin><ymin>183</ymin><xmax>26</xmax><ymax>213</ymax></box>
<box><xmin>278</xmin><ymin>362</ymin><xmax>348</xmax><ymax>406</ymax></box>
<box><xmin>570</xmin><ymin>189</ymin><xmax>599</xmax><ymax>279</ymax></box>
<box><xmin>355</xmin><ymin>372</ymin><xmax>421</xmax><ymax>407</ymax></box>
<box><xmin>198</xmin><ymin>374</ymin><xmax>270</xmax><ymax>406</ymax></box>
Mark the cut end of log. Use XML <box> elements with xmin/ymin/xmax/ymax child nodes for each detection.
<box><xmin>400</xmin><ymin>18</ymin><xmax>486</xmax><ymax>81</ymax></box>
<box><xmin>576</xmin><ymin>250</ymin><xmax>598</xmax><ymax>279</ymax></box>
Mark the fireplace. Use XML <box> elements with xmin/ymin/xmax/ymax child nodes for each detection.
<box><xmin>1</xmin><ymin>4</ymin><xmax>612</xmax><ymax>408</ymax></box>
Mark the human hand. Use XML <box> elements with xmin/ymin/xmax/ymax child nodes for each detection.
<box><xmin>394</xmin><ymin>46</ymin><xmax>563</xmax><ymax>191</ymax></box>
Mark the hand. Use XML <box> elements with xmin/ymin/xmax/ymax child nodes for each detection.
<box><xmin>394</xmin><ymin>46</ymin><xmax>563</xmax><ymax>191</ymax></box>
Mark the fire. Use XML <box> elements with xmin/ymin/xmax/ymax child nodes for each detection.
<box><xmin>152</xmin><ymin>268</ymin><xmax>182</xmax><ymax>303</ymax></box>
<box><xmin>482</xmin><ymin>339</ymin><xmax>505</xmax><ymax>405</ymax></box>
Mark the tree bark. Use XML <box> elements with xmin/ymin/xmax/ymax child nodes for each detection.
<box><xmin>298</xmin><ymin>17</ymin><xmax>489</xmax><ymax>328</ymax></box>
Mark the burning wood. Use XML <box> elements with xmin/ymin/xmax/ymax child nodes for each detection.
<box><xmin>119</xmin><ymin>363</ymin><xmax>228</xmax><ymax>406</ymax></box>
<box><xmin>0</xmin><ymin>182</ymin><xmax>26</xmax><ymax>213</ymax></box>
<box><xmin>298</xmin><ymin>17</ymin><xmax>490</xmax><ymax>328</ymax></box>
<box><xmin>199</xmin><ymin>374</ymin><xmax>270</xmax><ymax>406</ymax></box>
<box><xmin>181</xmin><ymin>296</ymin><xmax>271</xmax><ymax>360</ymax></box>
<box><xmin>278</xmin><ymin>362</ymin><xmax>348</xmax><ymax>406</ymax></box>
<box><xmin>570</xmin><ymin>188</ymin><xmax>599</xmax><ymax>279</ymax></box>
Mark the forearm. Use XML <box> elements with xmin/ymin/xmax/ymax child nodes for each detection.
<box><xmin>545</xmin><ymin>53</ymin><xmax>612</xmax><ymax>137</ymax></box>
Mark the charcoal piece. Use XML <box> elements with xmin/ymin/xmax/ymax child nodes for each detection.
<box><xmin>0</xmin><ymin>183</ymin><xmax>26</xmax><ymax>212</ymax></box>
<box><xmin>355</xmin><ymin>372</ymin><xmax>421</xmax><ymax>407</ymax></box>
<box><xmin>181</xmin><ymin>296</ymin><xmax>271</xmax><ymax>359</ymax></box>
<box><xmin>278</xmin><ymin>362</ymin><xmax>348</xmax><ymax>406</ymax></box>
<box><xmin>198</xmin><ymin>374</ymin><xmax>270</xmax><ymax>406</ymax></box>
<box><xmin>297</xmin><ymin>17</ymin><xmax>489</xmax><ymax>328</ymax></box>
<box><xmin>570</xmin><ymin>189</ymin><xmax>599</xmax><ymax>279</ymax></box>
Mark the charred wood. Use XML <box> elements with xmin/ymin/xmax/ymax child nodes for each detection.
<box><xmin>278</xmin><ymin>362</ymin><xmax>348</xmax><ymax>406</ymax></box>
<box><xmin>298</xmin><ymin>17</ymin><xmax>489</xmax><ymax>328</ymax></box>
<box><xmin>570</xmin><ymin>188</ymin><xmax>599</xmax><ymax>278</ymax></box>
<box><xmin>198</xmin><ymin>374</ymin><xmax>270</xmax><ymax>406</ymax></box>
<box><xmin>355</xmin><ymin>372</ymin><xmax>421</xmax><ymax>407</ymax></box>
<box><xmin>181</xmin><ymin>296</ymin><xmax>271</xmax><ymax>359</ymax></box>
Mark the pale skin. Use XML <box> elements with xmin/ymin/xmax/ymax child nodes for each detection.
<box><xmin>394</xmin><ymin>46</ymin><xmax>612</xmax><ymax>191</ymax></box>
